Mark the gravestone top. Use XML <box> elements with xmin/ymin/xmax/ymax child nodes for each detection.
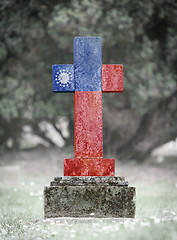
<box><xmin>52</xmin><ymin>36</ymin><xmax>123</xmax><ymax>176</ymax></box>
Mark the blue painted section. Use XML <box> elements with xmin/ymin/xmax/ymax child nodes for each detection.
<box><xmin>53</xmin><ymin>64</ymin><xmax>75</xmax><ymax>92</ymax></box>
<box><xmin>74</xmin><ymin>37</ymin><xmax>102</xmax><ymax>91</ymax></box>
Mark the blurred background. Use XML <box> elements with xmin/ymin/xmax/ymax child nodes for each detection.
<box><xmin>1</xmin><ymin>2</ymin><xmax>177</xmax><ymax>237</ymax></box>
<box><xmin>0</xmin><ymin>0</ymin><xmax>177</xmax><ymax>164</ymax></box>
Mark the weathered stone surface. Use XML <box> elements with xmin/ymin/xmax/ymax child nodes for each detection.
<box><xmin>51</xmin><ymin>176</ymin><xmax>128</xmax><ymax>186</ymax></box>
<box><xmin>44</xmin><ymin>176</ymin><xmax>136</xmax><ymax>218</ymax></box>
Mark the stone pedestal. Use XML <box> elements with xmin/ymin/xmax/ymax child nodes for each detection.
<box><xmin>44</xmin><ymin>176</ymin><xmax>136</xmax><ymax>218</ymax></box>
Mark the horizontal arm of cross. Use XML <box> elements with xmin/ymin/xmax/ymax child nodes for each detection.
<box><xmin>53</xmin><ymin>64</ymin><xmax>75</xmax><ymax>92</ymax></box>
<box><xmin>53</xmin><ymin>64</ymin><xmax>123</xmax><ymax>92</ymax></box>
<box><xmin>102</xmin><ymin>64</ymin><xmax>123</xmax><ymax>92</ymax></box>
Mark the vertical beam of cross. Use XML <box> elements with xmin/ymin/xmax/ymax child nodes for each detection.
<box><xmin>53</xmin><ymin>37</ymin><xmax>123</xmax><ymax>176</ymax></box>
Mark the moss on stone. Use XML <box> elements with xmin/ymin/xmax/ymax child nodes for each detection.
<box><xmin>44</xmin><ymin>177</ymin><xmax>136</xmax><ymax>218</ymax></box>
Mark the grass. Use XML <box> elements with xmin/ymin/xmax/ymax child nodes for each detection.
<box><xmin>0</xmin><ymin>147</ymin><xmax>177</xmax><ymax>239</ymax></box>
<box><xmin>0</xmin><ymin>179</ymin><xmax>177</xmax><ymax>240</ymax></box>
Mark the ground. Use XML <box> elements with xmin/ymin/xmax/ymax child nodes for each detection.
<box><xmin>0</xmin><ymin>147</ymin><xmax>177</xmax><ymax>240</ymax></box>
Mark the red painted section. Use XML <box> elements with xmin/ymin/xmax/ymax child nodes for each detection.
<box><xmin>102</xmin><ymin>64</ymin><xmax>123</xmax><ymax>92</ymax></box>
<box><xmin>74</xmin><ymin>91</ymin><xmax>103</xmax><ymax>159</ymax></box>
<box><xmin>61</xmin><ymin>65</ymin><xmax>124</xmax><ymax>176</ymax></box>
<box><xmin>64</xmin><ymin>158</ymin><xmax>115</xmax><ymax>176</ymax></box>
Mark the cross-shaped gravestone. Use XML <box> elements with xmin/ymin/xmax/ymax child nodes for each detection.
<box><xmin>53</xmin><ymin>37</ymin><xmax>123</xmax><ymax>176</ymax></box>
<box><xmin>45</xmin><ymin>37</ymin><xmax>135</xmax><ymax>219</ymax></box>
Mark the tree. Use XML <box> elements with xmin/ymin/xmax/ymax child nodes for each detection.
<box><xmin>0</xmin><ymin>0</ymin><xmax>176</xmax><ymax>161</ymax></box>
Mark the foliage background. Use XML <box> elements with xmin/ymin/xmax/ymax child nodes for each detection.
<box><xmin>0</xmin><ymin>0</ymin><xmax>177</xmax><ymax>161</ymax></box>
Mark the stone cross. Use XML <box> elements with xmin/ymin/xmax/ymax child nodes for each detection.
<box><xmin>53</xmin><ymin>37</ymin><xmax>123</xmax><ymax>176</ymax></box>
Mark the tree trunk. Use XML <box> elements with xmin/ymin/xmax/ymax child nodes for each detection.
<box><xmin>103</xmin><ymin>90</ymin><xmax>177</xmax><ymax>161</ymax></box>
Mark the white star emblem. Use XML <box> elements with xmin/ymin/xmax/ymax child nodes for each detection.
<box><xmin>55</xmin><ymin>70</ymin><xmax>72</xmax><ymax>87</ymax></box>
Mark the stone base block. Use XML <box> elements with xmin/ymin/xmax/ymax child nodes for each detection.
<box><xmin>44</xmin><ymin>177</ymin><xmax>136</xmax><ymax>218</ymax></box>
